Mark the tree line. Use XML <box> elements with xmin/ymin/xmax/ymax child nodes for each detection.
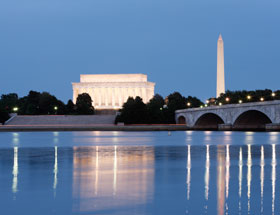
<box><xmin>210</xmin><ymin>89</ymin><xmax>280</xmax><ymax>105</ymax></box>
<box><xmin>1</xmin><ymin>89</ymin><xmax>280</xmax><ymax>125</ymax></box>
<box><xmin>0</xmin><ymin>91</ymin><xmax>94</xmax><ymax>124</ymax></box>
<box><xmin>115</xmin><ymin>92</ymin><xmax>203</xmax><ymax>124</ymax></box>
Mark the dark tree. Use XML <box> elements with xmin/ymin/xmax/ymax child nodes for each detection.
<box><xmin>0</xmin><ymin>107</ymin><xmax>10</xmax><ymax>124</ymax></box>
<box><xmin>65</xmin><ymin>100</ymin><xmax>75</xmax><ymax>114</ymax></box>
<box><xmin>18</xmin><ymin>91</ymin><xmax>66</xmax><ymax>115</ymax></box>
<box><xmin>146</xmin><ymin>94</ymin><xmax>165</xmax><ymax>123</ymax></box>
<box><xmin>185</xmin><ymin>96</ymin><xmax>204</xmax><ymax>108</ymax></box>
<box><xmin>76</xmin><ymin>93</ymin><xmax>95</xmax><ymax>115</ymax></box>
<box><xmin>115</xmin><ymin>96</ymin><xmax>147</xmax><ymax>124</ymax></box>
<box><xmin>0</xmin><ymin>93</ymin><xmax>19</xmax><ymax>112</ymax></box>
<box><xmin>164</xmin><ymin>92</ymin><xmax>187</xmax><ymax>123</ymax></box>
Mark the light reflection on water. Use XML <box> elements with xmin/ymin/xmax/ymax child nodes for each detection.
<box><xmin>0</xmin><ymin>131</ymin><xmax>280</xmax><ymax>214</ymax></box>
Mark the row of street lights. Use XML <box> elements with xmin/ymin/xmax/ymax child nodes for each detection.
<box><xmin>12</xmin><ymin>106</ymin><xmax>58</xmax><ymax>113</ymax></box>
<box><xmin>199</xmin><ymin>92</ymin><xmax>277</xmax><ymax>108</ymax></box>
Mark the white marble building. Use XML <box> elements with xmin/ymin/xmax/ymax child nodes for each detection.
<box><xmin>72</xmin><ymin>74</ymin><xmax>155</xmax><ymax>109</ymax></box>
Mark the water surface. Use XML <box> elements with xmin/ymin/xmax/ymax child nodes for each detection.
<box><xmin>0</xmin><ymin>131</ymin><xmax>279</xmax><ymax>214</ymax></box>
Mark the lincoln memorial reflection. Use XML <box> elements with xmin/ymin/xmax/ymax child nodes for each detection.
<box><xmin>72</xmin><ymin>146</ymin><xmax>155</xmax><ymax>213</ymax></box>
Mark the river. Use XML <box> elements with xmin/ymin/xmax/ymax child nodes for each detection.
<box><xmin>0</xmin><ymin>131</ymin><xmax>279</xmax><ymax>214</ymax></box>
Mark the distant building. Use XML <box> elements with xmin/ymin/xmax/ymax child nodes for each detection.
<box><xmin>72</xmin><ymin>74</ymin><xmax>155</xmax><ymax>109</ymax></box>
<box><xmin>217</xmin><ymin>34</ymin><xmax>225</xmax><ymax>97</ymax></box>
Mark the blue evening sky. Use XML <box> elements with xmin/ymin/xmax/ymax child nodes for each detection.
<box><xmin>0</xmin><ymin>0</ymin><xmax>279</xmax><ymax>103</ymax></box>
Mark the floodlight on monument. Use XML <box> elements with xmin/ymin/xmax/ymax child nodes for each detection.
<box><xmin>247</xmin><ymin>95</ymin><xmax>251</xmax><ymax>100</ymax></box>
<box><xmin>260</xmin><ymin>97</ymin><xmax>264</xmax><ymax>102</ymax></box>
<box><xmin>239</xmin><ymin>100</ymin><xmax>242</xmax><ymax>104</ymax></box>
<box><xmin>13</xmin><ymin>107</ymin><xmax>18</xmax><ymax>112</ymax></box>
<box><xmin>272</xmin><ymin>92</ymin><xmax>276</xmax><ymax>97</ymax></box>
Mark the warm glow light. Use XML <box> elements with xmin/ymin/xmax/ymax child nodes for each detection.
<box><xmin>204</xmin><ymin>104</ymin><xmax>208</xmax><ymax>107</ymax></box>
<box><xmin>54</xmin><ymin>106</ymin><xmax>58</xmax><ymax>110</ymax></box>
<box><xmin>187</xmin><ymin>102</ymin><xmax>191</xmax><ymax>107</ymax></box>
<box><xmin>206</xmin><ymin>100</ymin><xmax>209</xmax><ymax>104</ymax></box>
<box><xmin>247</xmin><ymin>95</ymin><xmax>251</xmax><ymax>100</ymax></box>
<box><xmin>13</xmin><ymin>107</ymin><xmax>18</xmax><ymax>112</ymax></box>
<box><xmin>200</xmin><ymin>105</ymin><xmax>203</xmax><ymax>108</ymax></box>
<box><xmin>272</xmin><ymin>92</ymin><xmax>276</xmax><ymax>97</ymax></box>
<box><xmin>225</xmin><ymin>97</ymin><xmax>230</xmax><ymax>102</ymax></box>
<box><xmin>219</xmin><ymin>102</ymin><xmax>222</xmax><ymax>106</ymax></box>
<box><xmin>260</xmin><ymin>97</ymin><xmax>264</xmax><ymax>101</ymax></box>
<box><xmin>239</xmin><ymin>100</ymin><xmax>242</xmax><ymax>104</ymax></box>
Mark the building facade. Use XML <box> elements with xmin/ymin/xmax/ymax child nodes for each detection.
<box><xmin>72</xmin><ymin>74</ymin><xmax>155</xmax><ymax>109</ymax></box>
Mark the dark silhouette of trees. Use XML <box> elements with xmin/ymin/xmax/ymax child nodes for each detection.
<box><xmin>0</xmin><ymin>93</ymin><xmax>19</xmax><ymax>112</ymax></box>
<box><xmin>0</xmin><ymin>107</ymin><xmax>10</xmax><ymax>124</ymax></box>
<box><xmin>146</xmin><ymin>94</ymin><xmax>165</xmax><ymax>123</ymax></box>
<box><xmin>211</xmin><ymin>89</ymin><xmax>279</xmax><ymax>105</ymax></box>
<box><xmin>76</xmin><ymin>93</ymin><xmax>95</xmax><ymax>115</ymax></box>
<box><xmin>115</xmin><ymin>96</ymin><xmax>147</xmax><ymax>124</ymax></box>
<box><xmin>116</xmin><ymin>92</ymin><xmax>203</xmax><ymax>124</ymax></box>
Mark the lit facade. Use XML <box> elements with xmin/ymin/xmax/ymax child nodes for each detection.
<box><xmin>72</xmin><ymin>74</ymin><xmax>155</xmax><ymax>109</ymax></box>
<box><xmin>217</xmin><ymin>34</ymin><xmax>225</xmax><ymax>97</ymax></box>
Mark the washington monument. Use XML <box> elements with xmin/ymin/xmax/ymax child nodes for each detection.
<box><xmin>216</xmin><ymin>34</ymin><xmax>225</xmax><ymax>97</ymax></box>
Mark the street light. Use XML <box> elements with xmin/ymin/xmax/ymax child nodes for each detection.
<box><xmin>239</xmin><ymin>100</ymin><xmax>242</xmax><ymax>104</ymax></box>
<box><xmin>272</xmin><ymin>92</ymin><xmax>276</xmax><ymax>97</ymax></box>
<box><xmin>54</xmin><ymin>106</ymin><xmax>58</xmax><ymax>110</ymax></box>
<box><xmin>260</xmin><ymin>97</ymin><xmax>264</xmax><ymax>102</ymax></box>
<box><xmin>187</xmin><ymin>102</ymin><xmax>191</xmax><ymax>107</ymax></box>
<box><xmin>13</xmin><ymin>107</ymin><xmax>18</xmax><ymax>112</ymax></box>
<box><xmin>247</xmin><ymin>95</ymin><xmax>251</xmax><ymax>100</ymax></box>
<box><xmin>219</xmin><ymin>102</ymin><xmax>222</xmax><ymax>106</ymax></box>
<box><xmin>225</xmin><ymin>97</ymin><xmax>230</xmax><ymax>102</ymax></box>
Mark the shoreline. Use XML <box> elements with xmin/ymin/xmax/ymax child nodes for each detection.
<box><xmin>0</xmin><ymin>125</ymin><xmax>188</xmax><ymax>132</ymax></box>
<box><xmin>0</xmin><ymin>125</ymin><xmax>279</xmax><ymax>132</ymax></box>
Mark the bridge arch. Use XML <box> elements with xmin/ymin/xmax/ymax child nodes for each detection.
<box><xmin>177</xmin><ymin>115</ymin><xmax>186</xmax><ymax>125</ymax></box>
<box><xmin>194</xmin><ymin>113</ymin><xmax>225</xmax><ymax>130</ymax></box>
<box><xmin>233</xmin><ymin>110</ymin><xmax>272</xmax><ymax>130</ymax></box>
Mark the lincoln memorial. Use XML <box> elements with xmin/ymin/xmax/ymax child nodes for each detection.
<box><xmin>72</xmin><ymin>74</ymin><xmax>155</xmax><ymax>109</ymax></box>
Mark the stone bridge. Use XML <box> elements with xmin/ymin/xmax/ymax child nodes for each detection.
<box><xmin>175</xmin><ymin>100</ymin><xmax>280</xmax><ymax>131</ymax></box>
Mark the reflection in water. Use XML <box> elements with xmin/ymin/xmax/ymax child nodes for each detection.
<box><xmin>271</xmin><ymin>144</ymin><xmax>276</xmax><ymax>215</ymax></box>
<box><xmin>247</xmin><ymin>144</ymin><xmax>252</xmax><ymax>214</ymax></box>
<box><xmin>260</xmin><ymin>146</ymin><xmax>264</xmax><ymax>214</ymax></box>
<box><xmin>12</xmin><ymin>133</ymin><xmax>19</xmax><ymax>145</ymax></box>
<box><xmin>187</xmin><ymin>145</ymin><xmax>191</xmax><ymax>200</ymax></box>
<box><xmin>12</xmin><ymin>146</ymin><xmax>18</xmax><ymax>194</ymax></box>
<box><xmin>1</xmin><ymin>131</ymin><xmax>280</xmax><ymax>215</ymax></box>
<box><xmin>226</xmin><ymin>145</ymin><xmax>230</xmax><ymax>199</ymax></box>
<box><xmin>217</xmin><ymin>146</ymin><xmax>225</xmax><ymax>215</ymax></box>
<box><xmin>270</xmin><ymin>132</ymin><xmax>278</xmax><ymax>144</ymax></box>
<box><xmin>245</xmin><ymin>132</ymin><xmax>254</xmax><ymax>145</ymax></box>
<box><xmin>72</xmin><ymin>146</ymin><xmax>154</xmax><ymax>213</ymax></box>
<box><xmin>239</xmin><ymin>147</ymin><xmax>243</xmax><ymax>214</ymax></box>
<box><xmin>53</xmin><ymin>146</ymin><xmax>58</xmax><ymax>193</ymax></box>
<box><xmin>53</xmin><ymin>132</ymin><xmax>59</xmax><ymax>144</ymax></box>
<box><xmin>113</xmin><ymin>145</ymin><xmax>117</xmax><ymax>195</ymax></box>
<box><xmin>225</xmin><ymin>145</ymin><xmax>230</xmax><ymax>214</ymax></box>
<box><xmin>204</xmin><ymin>145</ymin><xmax>210</xmax><ymax>201</ymax></box>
